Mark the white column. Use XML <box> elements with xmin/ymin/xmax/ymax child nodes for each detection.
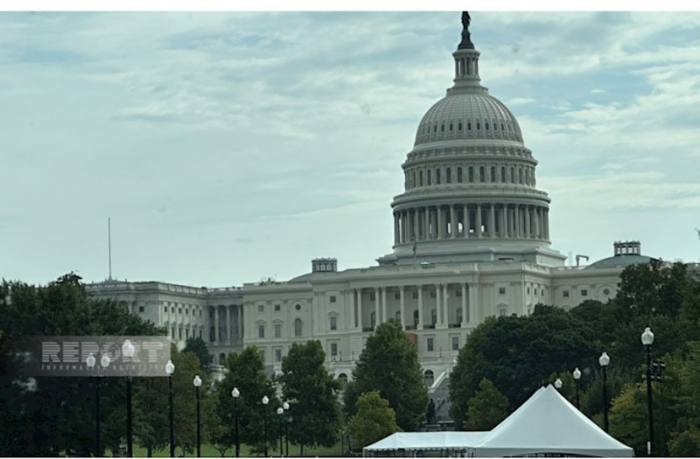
<box><xmin>226</xmin><ymin>305</ymin><xmax>231</xmax><ymax>344</ymax></box>
<box><xmin>418</xmin><ymin>286</ymin><xmax>424</xmax><ymax>329</ymax></box>
<box><xmin>425</xmin><ymin>208</ymin><xmax>430</xmax><ymax>240</ymax></box>
<box><xmin>358</xmin><ymin>288</ymin><xmax>363</xmax><ymax>330</ymax></box>
<box><xmin>515</xmin><ymin>206</ymin><xmax>521</xmax><ymax>237</ymax></box>
<box><xmin>525</xmin><ymin>206</ymin><xmax>531</xmax><ymax>238</ymax></box>
<box><xmin>489</xmin><ymin>204</ymin><xmax>496</xmax><ymax>238</ymax></box>
<box><xmin>468</xmin><ymin>284</ymin><xmax>476</xmax><ymax>325</ymax></box>
<box><xmin>503</xmin><ymin>204</ymin><xmax>509</xmax><ymax>237</ymax></box>
<box><xmin>534</xmin><ymin>208</ymin><xmax>540</xmax><ymax>239</ymax></box>
<box><xmin>461</xmin><ymin>283</ymin><xmax>467</xmax><ymax>327</ymax></box>
<box><xmin>400</xmin><ymin>286</ymin><xmax>406</xmax><ymax>329</ymax></box>
<box><xmin>476</xmin><ymin>204</ymin><xmax>482</xmax><ymax>237</ymax></box>
<box><xmin>381</xmin><ymin>287</ymin><xmax>387</xmax><ymax>324</ymax></box>
<box><xmin>464</xmin><ymin>204</ymin><xmax>470</xmax><ymax>237</ymax></box>
<box><xmin>442</xmin><ymin>284</ymin><xmax>448</xmax><ymax>325</ymax></box>
<box><xmin>450</xmin><ymin>205</ymin><xmax>457</xmax><ymax>238</ymax></box>
<box><xmin>414</xmin><ymin>209</ymin><xmax>420</xmax><ymax>241</ymax></box>
<box><xmin>237</xmin><ymin>305</ymin><xmax>243</xmax><ymax>343</ymax></box>
<box><xmin>544</xmin><ymin>209</ymin><xmax>550</xmax><ymax>240</ymax></box>
<box><xmin>435</xmin><ymin>284</ymin><xmax>441</xmax><ymax>325</ymax></box>
<box><xmin>214</xmin><ymin>306</ymin><xmax>220</xmax><ymax>344</ymax></box>
<box><xmin>394</xmin><ymin>213</ymin><xmax>399</xmax><ymax>245</ymax></box>
<box><xmin>374</xmin><ymin>287</ymin><xmax>380</xmax><ymax>328</ymax></box>
<box><xmin>437</xmin><ymin>207</ymin><xmax>444</xmax><ymax>239</ymax></box>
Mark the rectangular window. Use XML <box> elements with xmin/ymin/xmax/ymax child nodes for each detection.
<box><xmin>413</xmin><ymin>291</ymin><xmax>418</xmax><ymax>299</ymax></box>
<box><xmin>581</xmin><ymin>289</ymin><xmax>588</xmax><ymax>297</ymax></box>
<box><xmin>370</xmin><ymin>293</ymin><xmax>376</xmax><ymax>301</ymax></box>
<box><xmin>456</xmin><ymin>289</ymin><xmax>462</xmax><ymax>297</ymax></box>
<box><xmin>178</xmin><ymin>328</ymin><xmax>182</xmax><ymax>340</ymax></box>
<box><xmin>259</xmin><ymin>349</ymin><xmax>265</xmax><ymax>362</ymax></box>
<box><xmin>164</xmin><ymin>306</ymin><xmax>167</xmax><ymax>312</ymax></box>
<box><xmin>331</xmin><ymin>343</ymin><xmax>338</xmax><ymax>356</ymax></box>
<box><xmin>274</xmin><ymin>324</ymin><xmax>281</xmax><ymax>338</ymax></box>
<box><xmin>258</xmin><ymin>325</ymin><xmax>265</xmax><ymax>339</ymax></box>
<box><xmin>178</xmin><ymin>308</ymin><xmax>182</xmax><ymax>314</ymax></box>
<box><xmin>430</xmin><ymin>291</ymin><xmax>436</xmax><ymax>299</ymax></box>
<box><xmin>394</xmin><ymin>292</ymin><xmax>400</xmax><ymax>300</ymax></box>
<box><xmin>427</xmin><ymin>338</ymin><xmax>434</xmax><ymax>352</ymax></box>
<box><xmin>330</xmin><ymin>296</ymin><xmax>336</xmax><ymax>303</ymax></box>
<box><xmin>527</xmin><ymin>287</ymin><xmax>531</xmax><ymax>294</ymax></box>
<box><xmin>498</xmin><ymin>308</ymin><xmax>507</xmax><ymax>317</ymax></box>
<box><xmin>258</xmin><ymin>304</ymin><xmax>264</xmax><ymax>313</ymax></box>
<box><xmin>139</xmin><ymin>306</ymin><xmax>144</xmax><ymax>313</ymax></box>
<box><xmin>200</xmin><ymin>310</ymin><xmax>202</xmax><ymax>317</ymax></box>
<box><xmin>275</xmin><ymin>348</ymin><xmax>282</xmax><ymax>362</ymax></box>
<box><xmin>274</xmin><ymin>304</ymin><xmax>281</xmax><ymax>312</ymax></box>
<box><xmin>499</xmin><ymin>287</ymin><xmax>506</xmax><ymax>295</ymax></box>
<box><xmin>330</xmin><ymin>316</ymin><xmax>337</xmax><ymax>331</ymax></box>
<box><xmin>452</xmin><ymin>336</ymin><xmax>459</xmax><ymax>350</ymax></box>
<box><xmin>563</xmin><ymin>290</ymin><xmax>570</xmax><ymax>298</ymax></box>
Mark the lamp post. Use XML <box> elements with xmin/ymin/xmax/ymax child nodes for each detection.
<box><xmin>166</xmin><ymin>360</ymin><xmax>175</xmax><ymax>457</ymax></box>
<box><xmin>193</xmin><ymin>375</ymin><xmax>202</xmax><ymax>458</ymax></box>
<box><xmin>573</xmin><ymin>367</ymin><xmax>582</xmax><ymax>410</ymax></box>
<box><xmin>554</xmin><ymin>378</ymin><xmax>563</xmax><ymax>389</ymax></box>
<box><xmin>122</xmin><ymin>339</ymin><xmax>135</xmax><ymax>457</ymax></box>
<box><xmin>642</xmin><ymin>327</ymin><xmax>655</xmax><ymax>457</ymax></box>
<box><xmin>599</xmin><ymin>352</ymin><xmax>610</xmax><ymax>433</ymax></box>
<box><xmin>277</xmin><ymin>407</ymin><xmax>284</xmax><ymax>457</ymax></box>
<box><xmin>283</xmin><ymin>401</ymin><xmax>290</xmax><ymax>457</ymax></box>
<box><xmin>262</xmin><ymin>395</ymin><xmax>270</xmax><ymax>457</ymax></box>
<box><xmin>86</xmin><ymin>353</ymin><xmax>111</xmax><ymax>457</ymax></box>
<box><xmin>232</xmin><ymin>388</ymin><xmax>240</xmax><ymax>457</ymax></box>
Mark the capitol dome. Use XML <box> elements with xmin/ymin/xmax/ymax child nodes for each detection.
<box><xmin>414</xmin><ymin>91</ymin><xmax>524</xmax><ymax>146</ymax></box>
<box><xmin>379</xmin><ymin>12</ymin><xmax>566</xmax><ymax>268</ymax></box>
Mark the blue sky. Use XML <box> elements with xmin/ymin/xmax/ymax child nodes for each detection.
<box><xmin>1</xmin><ymin>11</ymin><xmax>700</xmax><ymax>287</ymax></box>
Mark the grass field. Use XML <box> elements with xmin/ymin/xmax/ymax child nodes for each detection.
<box><xmin>128</xmin><ymin>442</ymin><xmax>344</xmax><ymax>457</ymax></box>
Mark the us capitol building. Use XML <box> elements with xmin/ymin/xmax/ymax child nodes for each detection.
<box><xmin>86</xmin><ymin>14</ymin><xmax>657</xmax><ymax>387</ymax></box>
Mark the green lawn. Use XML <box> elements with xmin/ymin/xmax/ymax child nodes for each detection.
<box><xmin>129</xmin><ymin>442</ymin><xmax>343</xmax><ymax>457</ymax></box>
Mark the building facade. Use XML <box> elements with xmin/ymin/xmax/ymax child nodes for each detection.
<box><xmin>85</xmin><ymin>15</ymin><xmax>657</xmax><ymax>387</ymax></box>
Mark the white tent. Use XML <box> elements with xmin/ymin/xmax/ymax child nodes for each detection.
<box><xmin>470</xmin><ymin>384</ymin><xmax>634</xmax><ymax>457</ymax></box>
<box><xmin>364</xmin><ymin>432</ymin><xmax>488</xmax><ymax>457</ymax></box>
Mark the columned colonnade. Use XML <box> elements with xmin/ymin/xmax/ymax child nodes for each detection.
<box><xmin>393</xmin><ymin>203</ymin><xmax>549</xmax><ymax>245</ymax></box>
<box><xmin>210</xmin><ymin>304</ymin><xmax>244</xmax><ymax>345</ymax></box>
<box><xmin>347</xmin><ymin>283</ymin><xmax>479</xmax><ymax>331</ymax></box>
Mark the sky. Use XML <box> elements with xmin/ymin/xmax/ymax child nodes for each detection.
<box><xmin>1</xmin><ymin>9</ymin><xmax>700</xmax><ymax>287</ymax></box>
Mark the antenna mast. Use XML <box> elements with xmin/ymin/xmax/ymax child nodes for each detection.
<box><xmin>108</xmin><ymin>217</ymin><xmax>113</xmax><ymax>280</ymax></box>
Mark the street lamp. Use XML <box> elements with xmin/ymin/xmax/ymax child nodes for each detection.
<box><xmin>193</xmin><ymin>375</ymin><xmax>202</xmax><ymax>458</ymax></box>
<box><xmin>232</xmin><ymin>388</ymin><xmax>240</xmax><ymax>457</ymax></box>
<box><xmin>122</xmin><ymin>339</ymin><xmax>135</xmax><ymax>457</ymax></box>
<box><xmin>554</xmin><ymin>378</ymin><xmax>563</xmax><ymax>389</ymax></box>
<box><xmin>86</xmin><ymin>353</ymin><xmax>110</xmax><ymax>457</ymax></box>
<box><xmin>277</xmin><ymin>407</ymin><xmax>284</xmax><ymax>457</ymax></box>
<box><xmin>166</xmin><ymin>359</ymin><xmax>175</xmax><ymax>457</ymax></box>
<box><xmin>642</xmin><ymin>327</ymin><xmax>655</xmax><ymax>457</ymax></box>
<box><xmin>573</xmin><ymin>367</ymin><xmax>582</xmax><ymax>410</ymax></box>
<box><xmin>599</xmin><ymin>352</ymin><xmax>610</xmax><ymax>433</ymax></box>
<box><xmin>283</xmin><ymin>401</ymin><xmax>290</xmax><ymax>457</ymax></box>
<box><xmin>262</xmin><ymin>395</ymin><xmax>270</xmax><ymax>457</ymax></box>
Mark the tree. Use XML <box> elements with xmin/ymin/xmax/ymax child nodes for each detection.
<box><xmin>465</xmin><ymin>378</ymin><xmax>509</xmax><ymax>431</ymax></box>
<box><xmin>214</xmin><ymin>346</ymin><xmax>278</xmax><ymax>454</ymax></box>
<box><xmin>280</xmin><ymin>340</ymin><xmax>341</xmax><ymax>452</ymax></box>
<box><xmin>134</xmin><ymin>376</ymin><xmax>169</xmax><ymax>456</ymax></box>
<box><xmin>344</xmin><ymin>319</ymin><xmax>428</xmax><ymax>431</ymax></box>
<box><xmin>449</xmin><ymin>307</ymin><xmax>599</xmax><ymax>429</ymax></box>
<box><xmin>171</xmin><ymin>347</ymin><xmax>201</xmax><ymax>456</ymax></box>
<box><xmin>183</xmin><ymin>336</ymin><xmax>213</xmax><ymax>372</ymax></box>
<box><xmin>608</xmin><ymin>383</ymin><xmax>650</xmax><ymax>457</ymax></box>
<box><xmin>0</xmin><ymin>275</ymin><xmax>166</xmax><ymax>457</ymax></box>
<box><xmin>348</xmin><ymin>391</ymin><xmax>399</xmax><ymax>451</ymax></box>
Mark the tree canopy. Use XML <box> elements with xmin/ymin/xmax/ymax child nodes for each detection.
<box><xmin>344</xmin><ymin>319</ymin><xmax>428</xmax><ymax>431</ymax></box>
<box><xmin>348</xmin><ymin>391</ymin><xmax>399</xmax><ymax>451</ymax></box>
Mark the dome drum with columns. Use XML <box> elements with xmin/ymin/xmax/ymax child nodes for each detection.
<box><xmin>378</xmin><ymin>15</ymin><xmax>565</xmax><ymax>268</ymax></box>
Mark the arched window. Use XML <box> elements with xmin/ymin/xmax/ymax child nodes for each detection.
<box><xmin>449</xmin><ymin>123</ymin><xmax>453</xmax><ymax>131</ymax></box>
<box><xmin>457</xmin><ymin>167</ymin><xmax>463</xmax><ymax>183</ymax></box>
<box><xmin>441</xmin><ymin>124</ymin><xmax>445</xmax><ymax>132</ymax></box>
<box><xmin>436</xmin><ymin>169</ymin><xmax>441</xmax><ymax>184</ymax></box>
<box><xmin>424</xmin><ymin>370</ymin><xmax>435</xmax><ymax>386</ymax></box>
<box><xmin>479</xmin><ymin>167</ymin><xmax>485</xmax><ymax>182</ymax></box>
<box><xmin>501</xmin><ymin>167</ymin><xmax>506</xmax><ymax>182</ymax></box>
<box><xmin>519</xmin><ymin>168</ymin><xmax>523</xmax><ymax>184</ymax></box>
<box><xmin>419</xmin><ymin>170</ymin><xmax>423</xmax><ymax>186</ymax></box>
<box><xmin>427</xmin><ymin>170</ymin><xmax>432</xmax><ymax>185</ymax></box>
<box><xmin>337</xmin><ymin>373</ymin><xmax>348</xmax><ymax>387</ymax></box>
<box><xmin>431</xmin><ymin>309</ymin><xmax>437</xmax><ymax>326</ymax></box>
<box><xmin>491</xmin><ymin>166</ymin><xmax>496</xmax><ymax>182</ymax></box>
<box><xmin>294</xmin><ymin>318</ymin><xmax>303</xmax><ymax>337</ymax></box>
<box><xmin>446</xmin><ymin>168</ymin><xmax>452</xmax><ymax>183</ymax></box>
<box><xmin>468</xmin><ymin>167</ymin><xmax>474</xmax><ymax>182</ymax></box>
<box><xmin>458</xmin><ymin>122</ymin><xmax>463</xmax><ymax>131</ymax></box>
<box><xmin>412</xmin><ymin>171</ymin><xmax>416</xmax><ymax>187</ymax></box>
<box><xmin>467</xmin><ymin>121</ymin><xmax>472</xmax><ymax>130</ymax></box>
<box><xmin>510</xmin><ymin>167</ymin><xmax>515</xmax><ymax>183</ymax></box>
